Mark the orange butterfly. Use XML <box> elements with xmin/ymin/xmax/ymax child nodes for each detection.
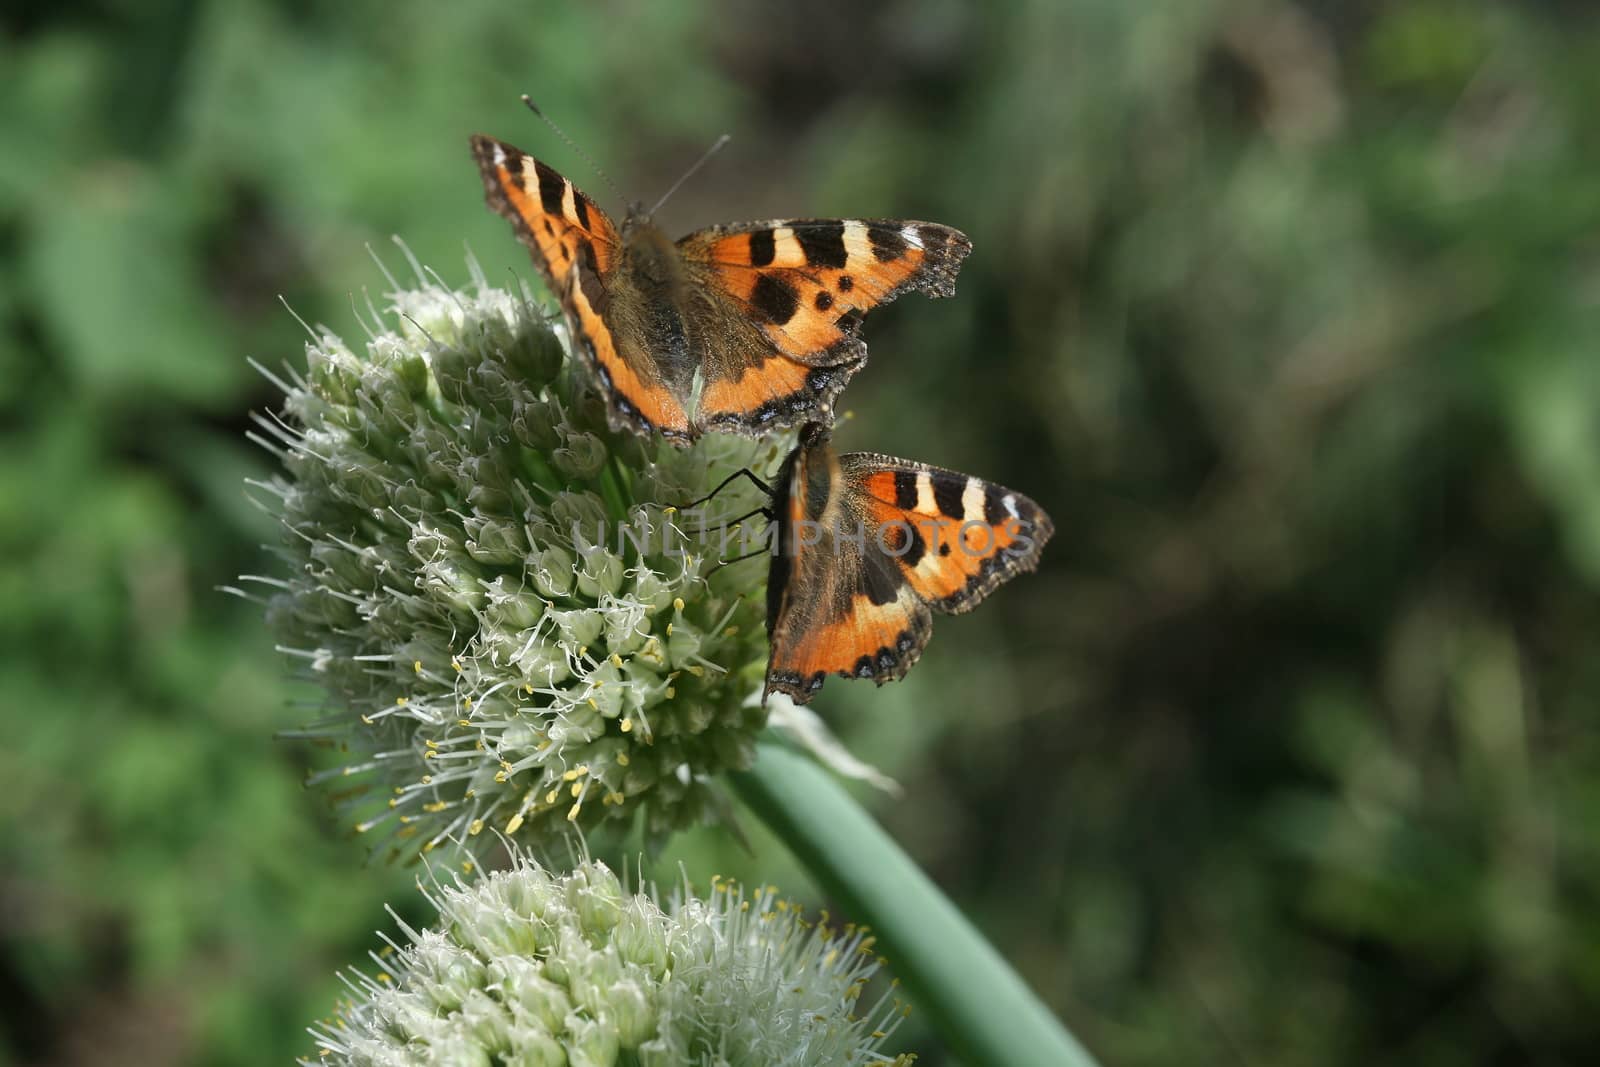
<box><xmin>470</xmin><ymin>132</ymin><xmax>971</xmax><ymax>443</ymax></box>
<box><xmin>760</xmin><ymin>423</ymin><xmax>1053</xmax><ymax>704</ymax></box>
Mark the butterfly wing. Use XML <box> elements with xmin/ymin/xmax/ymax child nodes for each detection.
<box><xmin>678</xmin><ymin>219</ymin><xmax>972</xmax><ymax>435</ymax></box>
<box><xmin>764</xmin><ymin>438</ymin><xmax>1053</xmax><ymax>704</ymax></box>
<box><xmin>764</xmin><ymin>430</ymin><xmax>934</xmax><ymax>704</ymax></box>
<box><xmin>844</xmin><ymin>452</ymin><xmax>1053</xmax><ymax>614</ymax></box>
<box><xmin>471</xmin><ymin>135</ymin><xmax>691</xmax><ymax>437</ymax></box>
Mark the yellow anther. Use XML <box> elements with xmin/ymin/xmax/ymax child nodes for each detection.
<box><xmin>461</xmin><ymin>698</ymin><xmax>472</xmax><ymax>710</ymax></box>
<box><xmin>457</xmin><ymin>719</ymin><xmax>470</xmax><ymax>727</ymax></box>
<box><xmin>616</xmin><ymin>752</ymin><xmax>630</xmax><ymax>767</ymax></box>
<box><xmin>505</xmin><ymin>812</ymin><xmax>524</xmax><ymax>834</ymax></box>
<box><xmin>673</xmin><ymin>598</ymin><xmax>684</xmax><ymax>611</ymax></box>
<box><xmin>662</xmin><ymin>505</ymin><xmax>676</xmax><ymax>514</ymax></box>
<box><xmin>524</xmin><ymin>683</ymin><xmax>534</xmax><ymax>694</ymax></box>
<box><xmin>361</xmin><ymin>714</ymin><xmax>374</xmax><ymax>725</ymax></box>
<box><xmin>587</xmin><ymin>698</ymin><xmax>599</xmax><ymax>710</ymax></box>
<box><xmin>686</xmin><ymin>665</ymin><xmax>704</xmax><ymax>677</ymax></box>
<box><xmin>494</xmin><ymin>771</ymin><xmax>508</xmax><ymax>783</ymax></box>
<box><xmin>724</xmin><ymin>626</ymin><xmax>739</xmax><ymax>636</ymax></box>
<box><xmin>395</xmin><ymin>696</ymin><xmax>408</xmax><ymax>706</ymax></box>
<box><xmin>461</xmin><ymin>860</ymin><xmax>474</xmax><ymax>874</ymax></box>
<box><xmin>424</xmin><ymin>801</ymin><xmax>448</xmax><ymax>813</ymax></box>
<box><xmin>620</xmin><ymin>718</ymin><xmax>633</xmax><ymax>733</ymax></box>
<box><xmin>451</xmin><ymin>658</ymin><xmax>462</xmax><ymax>672</ymax></box>
<box><xmin>469</xmin><ymin>819</ymin><xmax>484</xmax><ymax>835</ymax></box>
<box><xmin>570</xmin><ymin>781</ymin><xmax>582</xmax><ymax>797</ymax></box>
<box><xmin>545</xmin><ymin>789</ymin><xmax>559</xmax><ymax>804</ymax></box>
<box><xmin>413</xmin><ymin>660</ymin><xmax>422</xmax><ymax>674</ymax></box>
<box><xmin>666</xmin><ymin>623</ymin><xmax>673</xmax><ymax>636</ymax></box>
<box><xmin>665</xmin><ymin>686</ymin><xmax>675</xmax><ymax>699</ymax></box>
<box><xmin>577</xmin><ymin>645</ymin><xmax>588</xmax><ymax>658</ymax></box>
<box><xmin>566</xmin><ymin>801</ymin><xmax>582</xmax><ymax>821</ymax></box>
<box><xmin>610</xmin><ymin>653</ymin><xmax>623</xmax><ymax>668</ymax></box>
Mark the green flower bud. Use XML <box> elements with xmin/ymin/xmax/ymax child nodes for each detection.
<box><xmin>306</xmin><ymin>859</ymin><xmax>912</xmax><ymax>1067</ymax></box>
<box><xmin>251</xmin><ymin>261</ymin><xmax>784</xmax><ymax>859</ymax></box>
<box><xmin>553</xmin><ymin>428</ymin><xmax>607</xmax><ymax>480</ymax></box>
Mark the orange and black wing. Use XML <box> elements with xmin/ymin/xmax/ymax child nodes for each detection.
<box><xmin>845</xmin><ymin>453</ymin><xmax>1053</xmax><ymax>615</ymax></box>
<box><xmin>678</xmin><ymin>219</ymin><xmax>971</xmax><ymax>435</ymax></box>
<box><xmin>764</xmin><ymin>425</ymin><xmax>1052</xmax><ymax>705</ymax></box>
<box><xmin>763</xmin><ymin>428</ymin><xmax>934</xmax><ymax>705</ymax></box>
<box><xmin>470</xmin><ymin>135</ymin><xmax>690</xmax><ymax>438</ymax></box>
<box><xmin>765</xmin><ymin>451</ymin><xmax>1051</xmax><ymax>704</ymax></box>
<box><xmin>764</xmin><ymin>523</ymin><xmax>933</xmax><ymax>706</ymax></box>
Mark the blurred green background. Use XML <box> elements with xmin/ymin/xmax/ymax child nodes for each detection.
<box><xmin>5</xmin><ymin>0</ymin><xmax>1600</xmax><ymax>1063</ymax></box>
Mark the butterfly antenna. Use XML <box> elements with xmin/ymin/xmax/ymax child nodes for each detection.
<box><xmin>650</xmin><ymin>133</ymin><xmax>731</xmax><ymax>217</ymax></box>
<box><xmin>520</xmin><ymin>94</ymin><xmax>624</xmax><ymax>203</ymax></box>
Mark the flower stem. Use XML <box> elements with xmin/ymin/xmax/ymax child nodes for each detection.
<box><xmin>731</xmin><ymin>741</ymin><xmax>1101</xmax><ymax>1067</ymax></box>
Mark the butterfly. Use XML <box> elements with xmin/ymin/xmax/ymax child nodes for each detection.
<box><xmin>470</xmin><ymin>132</ymin><xmax>972</xmax><ymax>443</ymax></box>
<box><xmin>759</xmin><ymin>423</ymin><xmax>1053</xmax><ymax>704</ymax></box>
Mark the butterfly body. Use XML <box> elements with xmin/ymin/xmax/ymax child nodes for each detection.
<box><xmin>472</xmin><ymin>134</ymin><xmax>973</xmax><ymax>442</ymax></box>
<box><xmin>764</xmin><ymin>424</ymin><xmax>1053</xmax><ymax>704</ymax></box>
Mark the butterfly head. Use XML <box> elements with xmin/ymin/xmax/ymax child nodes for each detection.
<box><xmin>620</xmin><ymin>201</ymin><xmax>654</xmax><ymax>232</ymax></box>
<box><xmin>618</xmin><ymin>207</ymin><xmax>681</xmax><ymax>286</ymax></box>
<box><xmin>797</xmin><ymin>421</ymin><xmax>833</xmax><ymax>451</ymax></box>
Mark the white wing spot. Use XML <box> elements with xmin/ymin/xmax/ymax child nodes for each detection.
<box><xmin>901</xmin><ymin>224</ymin><xmax>925</xmax><ymax>250</ymax></box>
<box><xmin>561</xmin><ymin>180</ymin><xmax>581</xmax><ymax>226</ymax></box>
<box><xmin>772</xmin><ymin>226</ymin><xmax>804</xmax><ymax>266</ymax></box>
<box><xmin>1003</xmin><ymin>494</ymin><xmax>1019</xmax><ymax>518</ymax></box>
<box><xmin>915</xmin><ymin>472</ymin><xmax>937</xmax><ymax>514</ymax></box>
<box><xmin>843</xmin><ymin>220</ymin><xmax>870</xmax><ymax>258</ymax></box>
<box><xmin>961</xmin><ymin>478</ymin><xmax>986</xmax><ymax>524</ymax></box>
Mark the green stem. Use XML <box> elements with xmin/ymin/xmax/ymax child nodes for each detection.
<box><xmin>731</xmin><ymin>741</ymin><xmax>1101</xmax><ymax>1067</ymax></box>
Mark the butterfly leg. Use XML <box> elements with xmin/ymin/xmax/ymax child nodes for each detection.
<box><xmin>705</xmin><ymin>542</ymin><xmax>775</xmax><ymax>575</ymax></box>
<box><xmin>722</xmin><ymin>505</ymin><xmax>774</xmax><ymax>528</ymax></box>
<box><xmin>689</xmin><ymin>503</ymin><xmax>772</xmax><ymax>548</ymax></box>
<box><xmin>675</xmin><ymin>467</ymin><xmax>773</xmax><ymax>511</ymax></box>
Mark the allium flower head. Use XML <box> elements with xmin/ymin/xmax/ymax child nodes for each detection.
<box><xmin>308</xmin><ymin>858</ymin><xmax>912</xmax><ymax>1066</ymax></box>
<box><xmin>245</xmin><ymin>257</ymin><xmax>781</xmax><ymax>857</ymax></box>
